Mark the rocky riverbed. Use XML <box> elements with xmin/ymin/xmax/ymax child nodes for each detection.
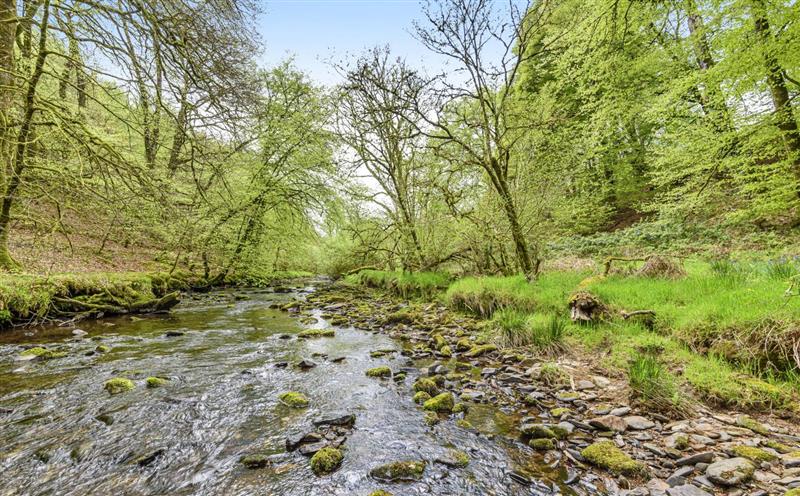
<box><xmin>1</xmin><ymin>280</ymin><xmax>798</xmax><ymax>496</ymax></box>
<box><xmin>280</xmin><ymin>283</ymin><xmax>800</xmax><ymax>496</ymax></box>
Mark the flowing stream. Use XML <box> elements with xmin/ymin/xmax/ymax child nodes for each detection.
<box><xmin>0</xmin><ymin>283</ymin><xmax>562</xmax><ymax>496</ymax></box>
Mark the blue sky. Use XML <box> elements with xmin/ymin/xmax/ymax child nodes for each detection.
<box><xmin>258</xmin><ymin>0</ymin><xmax>439</xmax><ymax>85</ymax></box>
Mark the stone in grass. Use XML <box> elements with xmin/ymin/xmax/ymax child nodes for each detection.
<box><xmin>580</xmin><ymin>441</ymin><xmax>645</xmax><ymax>476</ymax></box>
<box><xmin>365</xmin><ymin>367</ymin><xmax>392</xmax><ymax>378</ymax></box>
<box><xmin>104</xmin><ymin>377</ymin><xmax>135</xmax><ymax>395</ymax></box>
<box><xmin>146</xmin><ymin>376</ymin><xmax>170</xmax><ymax>388</ymax></box>
<box><xmin>278</xmin><ymin>392</ymin><xmax>310</xmax><ymax>408</ymax></box>
<box><xmin>731</xmin><ymin>445</ymin><xmax>777</xmax><ymax>463</ymax></box>
<box><xmin>413</xmin><ymin>391</ymin><xmax>432</xmax><ymax>404</ymax></box>
<box><xmin>465</xmin><ymin>344</ymin><xmax>497</xmax><ymax>358</ymax></box>
<box><xmin>412</xmin><ymin>378</ymin><xmax>440</xmax><ymax>396</ymax></box>
<box><xmin>705</xmin><ymin>457</ymin><xmax>754</xmax><ymax>486</ymax></box>
<box><xmin>422</xmin><ymin>393</ymin><xmax>454</xmax><ymax>413</ymax></box>
<box><xmin>530</xmin><ymin>439</ymin><xmax>556</xmax><ymax>451</ymax></box>
<box><xmin>240</xmin><ymin>454</ymin><xmax>271</xmax><ymax>469</ymax></box>
<box><xmin>310</xmin><ymin>447</ymin><xmax>343</xmax><ymax>476</ymax></box>
<box><xmin>370</xmin><ymin>460</ymin><xmax>426</xmax><ymax>482</ymax></box>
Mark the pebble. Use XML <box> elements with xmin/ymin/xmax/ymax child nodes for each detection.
<box><xmin>705</xmin><ymin>457</ymin><xmax>755</xmax><ymax>486</ymax></box>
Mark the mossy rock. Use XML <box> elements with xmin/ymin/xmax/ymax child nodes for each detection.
<box><xmin>443</xmin><ymin>448</ymin><xmax>469</xmax><ymax>468</ymax></box>
<box><xmin>452</xmin><ymin>403</ymin><xmax>468</xmax><ymax>414</ymax></box>
<box><xmin>455</xmin><ymin>419</ymin><xmax>474</xmax><ymax>429</ymax></box>
<box><xmin>298</xmin><ymin>329</ymin><xmax>335</xmax><ymax>338</ymax></box>
<box><xmin>366</xmin><ymin>367</ymin><xmax>392</xmax><ymax>378</ymax></box>
<box><xmin>736</xmin><ymin>415</ymin><xmax>769</xmax><ymax>435</ymax></box>
<box><xmin>439</xmin><ymin>346</ymin><xmax>452</xmax><ymax>358</ymax></box>
<box><xmin>145</xmin><ymin>376</ymin><xmax>170</xmax><ymax>388</ymax></box>
<box><xmin>673</xmin><ymin>435</ymin><xmax>690</xmax><ymax>450</ymax></box>
<box><xmin>763</xmin><ymin>440</ymin><xmax>793</xmax><ymax>454</ymax></box>
<box><xmin>423</xmin><ymin>392</ymin><xmax>454</xmax><ymax>413</ymax></box>
<box><xmin>465</xmin><ymin>344</ymin><xmax>497</xmax><ymax>358</ymax></box>
<box><xmin>278</xmin><ymin>391</ymin><xmax>310</xmax><ymax>408</ymax></box>
<box><xmin>104</xmin><ymin>377</ymin><xmax>135</xmax><ymax>395</ymax></box>
<box><xmin>412</xmin><ymin>378</ymin><xmax>439</xmax><ymax>396</ymax></box>
<box><xmin>455</xmin><ymin>338</ymin><xmax>472</xmax><ymax>352</ymax></box>
<box><xmin>521</xmin><ymin>424</ymin><xmax>556</xmax><ymax>439</ymax></box>
<box><xmin>310</xmin><ymin>447</ymin><xmax>343</xmax><ymax>476</ymax></box>
<box><xmin>732</xmin><ymin>445</ymin><xmax>777</xmax><ymax>463</ymax></box>
<box><xmin>424</xmin><ymin>411</ymin><xmax>440</xmax><ymax>426</ymax></box>
<box><xmin>20</xmin><ymin>347</ymin><xmax>68</xmax><ymax>360</ymax></box>
<box><xmin>95</xmin><ymin>345</ymin><xmax>111</xmax><ymax>353</ymax></box>
<box><xmin>368</xmin><ymin>491</ymin><xmax>393</xmax><ymax>496</ymax></box>
<box><xmin>785</xmin><ymin>489</ymin><xmax>800</xmax><ymax>496</ymax></box>
<box><xmin>530</xmin><ymin>438</ymin><xmax>556</xmax><ymax>450</ymax></box>
<box><xmin>370</xmin><ymin>460</ymin><xmax>426</xmax><ymax>482</ymax></box>
<box><xmin>550</xmin><ymin>407</ymin><xmax>570</xmax><ymax>417</ymax></box>
<box><xmin>581</xmin><ymin>441</ymin><xmax>645</xmax><ymax>475</ymax></box>
<box><xmin>433</xmin><ymin>334</ymin><xmax>447</xmax><ymax>350</ymax></box>
<box><xmin>240</xmin><ymin>454</ymin><xmax>271</xmax><ymax>469</ymax></box>
<box><xmin>413</xmin><ymin>391</ymin><xmax>432</xmax><ymax>404</ymax></box>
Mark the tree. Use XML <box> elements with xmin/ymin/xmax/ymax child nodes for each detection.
<box><xmin>336</xmin><ymin>47</ymin><xmax>428</xmax><ymax>270</ymax></box>
<box><xmin>413</xmin><ymin>0</ymin><xmax>560</xmax><ymax>278</ymax></box>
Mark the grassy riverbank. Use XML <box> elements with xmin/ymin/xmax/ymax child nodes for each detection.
<box><xmin>0</xmin><ymin>270</ymin><xmax>313</xmax><ymax>329</ymax></box>
<box><xmin>347</xmin><ymin>260</ymin><xmax>800</xmax><ymax>413</ymax></box>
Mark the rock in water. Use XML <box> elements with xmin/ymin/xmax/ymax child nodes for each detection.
<box><xmin>369</xmin><ymin>460</ymin><xmax>426</xmax><ymax>482</ymax></box>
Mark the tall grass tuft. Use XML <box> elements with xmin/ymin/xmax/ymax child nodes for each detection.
<box><xmin>764</xmin><ymin>257</ymin><xmax>800</xmax><ymax>281</ymax></box>
<box><xmin>492</xmin><ymin>309</ymin><xmax>565</xmax><ymax>353</ymax></box>
<box><xmin>627</xmin><ymin>353</ymin><xmax>692</xmax><ymax>418</ymax></box>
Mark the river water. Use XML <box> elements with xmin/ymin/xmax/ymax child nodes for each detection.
<box><xmin>0</xmin><ymin>283</ymin><xmax>563</xmax><ymax>496</ymax></box>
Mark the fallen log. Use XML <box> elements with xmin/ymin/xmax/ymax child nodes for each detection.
<box><xmin>53</xmin><ymin>291</ymin><xmax>181</xmax><ymax>316</ymax></box>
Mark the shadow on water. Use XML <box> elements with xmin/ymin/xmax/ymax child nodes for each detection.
<box><xmin>0</xmin><ymin>284</ymin><xmax>564</xmax><ymax>496</ymax></box>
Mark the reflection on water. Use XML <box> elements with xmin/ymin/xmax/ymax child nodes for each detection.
<box><xmin>0</xmin><ymin>285</ymin><xmax>559</xmax><ymax>496</ymax></box>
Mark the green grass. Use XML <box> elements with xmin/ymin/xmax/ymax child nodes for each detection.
<box><xmin>445</xmin><ymin>272</ymin><xmax>587</xmax><ymax>318</ymax></box>
<box><xmin>582</xmin><ymin>261</ymin><xmax>800</xmax><ymax>376</ymax></box>
<box><xmin>627</xmin><ymin>353</ymin><xmax>690</xmax><ymax>417</ymax></box>
<box><xmin>349</xmin><ymin>259</ymin><xmax>800</xmax><ymax>412</ymax></box>
<box><xmin>491</xmin><ymin>309</ymin><xmax>565</xmax><ymax>352</ymax></box>
<box><xmin>349</xmin><ymin>270</ymin><xmax>450</xmax><ymax>299</ymax></box>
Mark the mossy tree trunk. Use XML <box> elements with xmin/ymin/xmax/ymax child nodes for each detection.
<box><xmin>0</xmin><ymin>0</ymin><xmax>17</xmax><ymax>271</ymax></box>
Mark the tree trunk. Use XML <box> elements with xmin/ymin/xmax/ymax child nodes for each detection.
<box><xmin>0</xmin><ymin>0</ymin><xmax>16</xmax><ymax>270</ymax></box>
<box><xmin>497</xmin><ymin>180</ymin><xmax>535</xmax><ymax>279</ymax></box>
<box><xmin>685</xmin><ymin>0</ymin><xmax>735</xmax><ymax>136</ymax></box>
<box><xmin>750</xmin><ymin>0</ymin><xmax>800</xmax><ymax>196</ymax></box>
<box><xmin>0</xmin><ymin>0</ymin><xmax>49</xmax><ymax>270</ymax></box>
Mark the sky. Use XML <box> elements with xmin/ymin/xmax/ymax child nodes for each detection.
<box><xmin>257</xmin><ymin>0</ymin><xmax>441</xmax><ymax>85</ymax></box>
